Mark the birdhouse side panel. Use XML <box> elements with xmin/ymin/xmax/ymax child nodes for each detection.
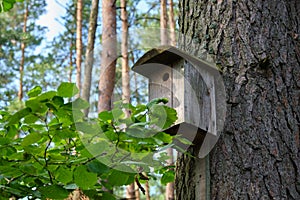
<box><xmin>184</xmin><ymin>62</ymin><xmax>211</xmax><ymax>132</ymax></box>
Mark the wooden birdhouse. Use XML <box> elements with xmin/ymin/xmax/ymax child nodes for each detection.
<box><xmin>132</xmin><ymin>46</ymin><xmax>226</xmax><ymax>158</ymax></box>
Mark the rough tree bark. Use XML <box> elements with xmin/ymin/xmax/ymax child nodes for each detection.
<box><xmin>75</xmin><ymin>0</ymin><xmax>83</xmax><ymax>95</ymax></box>
<box><xmin>175</xmin><ymin>0</ymin><xmax>300</xmax><ymax>199</ymax></box>
<box><xmin>18</xmin><ymin>3</ymin><xmax>29</xmax><ymax>101</ymax></box>
<box><xmin>82</xmin><ymin>0</ymin><xmax>99</xmax><ymax>116</ymax></box>
<box><xmin>98</xmin><ymin>0</ymin><xmax>117</xmax><ymax>112</ymax></box>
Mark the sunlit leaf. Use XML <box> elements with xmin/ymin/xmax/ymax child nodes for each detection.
<box><xmin>8</xmin><ymin>107</ymin><xmax>31</xmax><ymax>125</ymax></box>
<box><xmin>27</xmin><ymin>86</ymin><xmax>42</xmax><ymax>98</ymax></box>
<box><xmin>56</xmin><ymin>167</ymin><xmax>73</xmax><ymax>184</ymax></box>
<box><xmin>39</xmin><ymin>185</ymin><xmax>69</xmax><ymax>199</ymax></box>
<box><xmin>161</xmin><ymin>170</ymin><xmax>175</xmax><ymax>185</ymax></box>
<box><xmin>21</xmin><ymin>132</ymin><xmax>42</xmax><ymax>146</ymax></box>
<box><xmin>74</xmin><ymin>165</ymin><xmax>98</xmax><ymax>189</ymax></box>
<box><xmin>57</xmin><ymin>82</ymin><xmax>79</xmax><ymax>97</ymax></box>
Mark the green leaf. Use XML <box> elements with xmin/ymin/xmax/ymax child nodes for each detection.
<box><xmin>52</xmin><ymin>96</ymin><xmax>64</xmax><ymax>106</ymax></box>
<box><xmin>25</xmin><ymin>98</ymin><xmax>48</xmax><ymax>114</ymax></box>
<box><xmin>39</xmin><ymin>185</ymin><xmax>69</xmax><ymax>199</ymax></box>
<box><xmin>107</xmin><ymin>170</ymin><xmax>131</xmax><ymax>186</ymax></box>
<box><xmin>154</xmin><ymin>132</ymin><xmax>172</xmax><ymax>144</ymax></box>
<box><xmin>72</xmin><ymin>98</ymin><xmax>90</xmax><ymax>110</ymax></box>
<box><xmin>6</xmin><ymin>125</ymin><xmax>18</xmax><ymax>138</ymax></box>
<box><xmin>36</xmin><ymin>91</ymin><xmax>57</xmax><ymax>101</ymax></box>
<box><xmin>87</xmin><ymin>160</ymin><xmax>110</xmax><ymax>175</ymax></box>
<box><xmin>57</xmin><ymin>82</ymin><xmax>79</xmax><ymax>97</ymax></box>
<box><xmin>8</xmin><ymin>107</ymin><xmax>31</xmax><ymax>125</ymax></box>
<box><xmin>147</xmin><ymin>98</ymin><xmax>169</xmax><ymax>108</ymax></box>
<box><xmin>76</xmin><ymin>122</ymin><xmax>101</xmax><ymax>134</ymax></box>
<box><xmin>99</xmin><ymin>111</ymin><xmax>113</xmax><ymax>122</ymax></box>
<box><xmin>0</xmin><ymin>137</ymin><xmax>11</xmax><ymax>145</ymax></box>
<box><xmin>23</xmin><ymin>114</ymin><xmax>40</xmax><ymax>124</ymax></box>
<box><xmin>74</xmin><ymin>165</ymin><xmax>98</xmax><ymax>189</ymax></box>
<box><xmin>175</xmin><ymin>135</ymin><xmax>193</xmax><ymax>145</ymax></box>
<box><xmin>149</xmin><ymin>105</ymin><xmax>177</xmax><ymax>129</ymax></box>
<box><xmin>27</xmin><ymin>86</ymin><xmax>42</xmax><ymax>98</ymax></box>
<box><xmin>101</xmin><ymin>192</ymin><xmax>116</xmax><ymax>200</ymax></box>
<box><xmin>56</xmin><ymin>167</ymin><xmax>73</xmax><ymax>184</ymax></box>
<box><xmin>161</xmin><ymin>170</ymin><xmax>175</xmax><ymax>185</ymax></box>
<box><xmin>21</xmin><ymin>132</ymin><xmax>42</xmax><ymax>146</ymax></box>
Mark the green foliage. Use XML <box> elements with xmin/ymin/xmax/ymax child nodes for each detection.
<box><xmin>0</xmin><ymin>0</ymin><xmax>23</xmax><ymax>13</ymax></box>
<box><xmin>0</xmin><ymin>83</ymin><xmax>182</xmax><ymax>199</ymax></box>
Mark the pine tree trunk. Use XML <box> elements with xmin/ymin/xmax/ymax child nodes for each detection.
<box><xmin>18</xmin><ymin>3</ymin><xmax>29</xmax><ymax>101</ymax></box>
<box><xmin>176</xmin><ymin>0</ymin><xmax>300</xmax><ymax>199</ymax></box>
<box><xmin>121</xmin><ymin>0</ymin><xmax>135</xmax><ymax>198</ymax></box>
<box><xmin>160</xmin><ymin>0</ymin><xmax>168</xmax><ymax>45</ymax></box>
<box><xmin>168</xmin><ymin>0</ymin><xmax>176</xmax><ymax>46</ymax></box>
<box><xmin>145</xmin><ymin>181</ymin><xmax>150</xmax><ymax>200</ymax></box>
<box><xmin>76</xmin><ymin>0</ymin><xmax>83</xmax><ymax>95</ymax></box>
<box><xmin>162</xmin><ymin>1</ymin><xmax>175</xmax><ymax>199</ymax></box>
<box><xmin>68</xmin><ymin>40</ymin><xmax>74</xmax><ymax>83</ymax></box>
<box><xmin>82</xmin><ymin>0</ymin><xmax>99</xmax><ymax>116</ymax></box>
<box><xmin>121</xmin><ymin>0</ymin><xmax>130</xmax><ymax>105</ymax></box>
<box><xmin>135</xmin><ymin>182</ymin><xmax>141</xmax><ymax>200</ymax></box>
<box><xmin>98</xmin><ymin>0</ymin><xmax>117</xmax><ymax>112</ymax></box>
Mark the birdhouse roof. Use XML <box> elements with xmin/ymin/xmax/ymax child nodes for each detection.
<box><xmin>132</xmin><ymin>45</ymin><xmax>220</xmax><ymax>76</ymax></box>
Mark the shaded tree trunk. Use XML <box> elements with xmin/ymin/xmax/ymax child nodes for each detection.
<box><xmin>168</xmin><ymin>0</ymin><xmax>176</xmax><ymax>46</ymax></box>
<box><xmin>162</xmin><ymin>1</ymin><xmax>175</xmax><ymax>199</ymax></box>
<box><xmin>121</xmin><ymin>0</ymin><xmax>135</xmax><ymax>198</ymax></box>
<box><xmin>76</xmin><ymin>0</ymin><xmax>83</xmax><ymax>95</ymax></box>
<box><xmin>18</xmin><ymin>3</ymin><xmax>29</xmax><ymax>101</ymax></box>
<box><xmin>68</xmin><ymin>40</ymin><xmax>74</xmax><ymax>83</ymax></box>
<box><xmin>121</xmin><ymin>0</ymin><xmax>130</xmax><ymax>105</ymax></box>
<box><xmin>176</xmin><ymin>0</ymin><xmax>300</xmax><ymax>199</ymax></box>
<box><xmin>160</xmin><ymin>0</ymin><xmax>168</xmax><ymax>45</ymax></box>
<box><xmin>145</xmin><ymin>181</ymin><xmax>150</xmax><ymax>200</ymax></box>
<box><xmin>135</xmin><ymin>182</ymin><xmax>141</xmax><ymax>200</ymax></box>
<box><xmin>82</xmin><ymin>0</ymin><xmax>99</xmax><ymax>116</ymax></box>
<box><xmin>98</xmin><ymin>0</ymin><xmax>117</xmax><ymax>112</ymax></box>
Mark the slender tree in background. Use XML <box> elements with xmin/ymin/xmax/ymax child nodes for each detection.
<box><xmin>161</xmin><ymin>0</ymin><xmax>175</xmax><ymax>199</ymax></box>
<box><xmin>76</xmin><ymin>0</ymin><xmax>83</xmax><ymax>94</ymax></box>
<box><xmin>69</xmin><ymin>40</ymin><xmax>75</xmax><ymax>83</ymax></box>
<box><xmin>168</xmin><ymin>0</ymin><xmax>176</xmax><ymax>46</ymax></box>
<box><xmin>160</xmin><ymin>0</ymin><xmax>168</xmax><ymax>45</ymax></box>
<box><xmin>82</xmin><ymin>0</ymin><xmax>99</xmax><ymax>116</ymax></box>
<box><xmin>98</xmin><ymin>0</ymin><xmax>117</xmax><ymax>112</ymax></box>
<box><xmin>18</xmin><ymin>2</ymin><xmax>28</xmax><ymax>101</ymax></box>
<box><xmin>145</xmin><ymin>181</ymin><xmax>151</xmax><ymax>200</ymax></box>
<box><xmin>121</xmin><ymin>0</ymin><xmax>130</xmax><ymax>105</ymax></box>
<box><xmin>121</xmin><ymin>0</ymin><xmax>136</xmax><ymax>198</ymax></box>
<box><xmin>175</xmin><ymin>0</ymin><xmax>300</xmax><ymax>199</ymax></box>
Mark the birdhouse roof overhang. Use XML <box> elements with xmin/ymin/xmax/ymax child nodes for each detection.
<box><xmin>132</xmin><ymin>46</ymin><xmax>220</xmax><ymax>78</ymax></box>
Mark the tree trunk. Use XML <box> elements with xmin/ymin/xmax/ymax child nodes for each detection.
<box><xmin>18</xmin><ymin>3</ymin><xmax>29</xmax><ymax>101</ymax></box>
<box><xmin>162</xmin><ymin>1</ymin><xmax>175</xmax><ymax>199</ymax></box>
<box><xmin>76</xmin><ymin>0</ymin><xmax>83</xmax><ymax>95</ymax></box>
<box><xmin>82</xmin><ymin>0</ymin><xmax>99</xmax><ymax>116</ymax></box>
<box><xmin>68</xmin><ymin>40</ymin><xmax>74</xmax><ymax>83</ymax></box>
<box><xmin>145</xmin><ymin>181</ymin><xmax>150</xmax><ymax>200</ymax></box>
<box><xmin>98</xmin><ymin>0</ymin><xmax>117</xmax><ymax>112</ymax></box>
<box><xmin>121</xmin><ymin>0</ymin><xmax>135</xmax><ymax>198</ymax></box>
<box><xmin>135</xmin><ymin>182</ymin><xmax>141</xmax><ymax>200</ymax></box>
<box><xmin>160</xmin><ymin>0</ymin><xmax>168</xmax><ymax>45</ymax></box>
<box><xmin>168</xmin><ymin>0</ymin><xmax>176</xmax><ymax>46</ymax></box>
<box><xmin>121</xmin><ymin>0</ymin><xmax>130</xmax><ymax>105</ymax></box>
<box><xmin>176</xmin><ymin>0</ymin><xmax>300</xmax><ymax>199</ymax></box>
